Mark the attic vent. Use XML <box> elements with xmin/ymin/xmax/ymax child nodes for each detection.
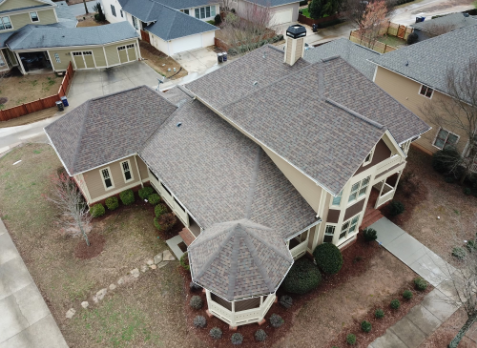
<box><xmin>405</xmin><ymin>61</ymin><xmax>409</xmax><ymax>66</ymax></box>
<box><xmin>176</xmin><ymin>122</ymin><xmax>182</xmax><ymax>127</ymax></box>
<box><xmin>252</xmin><ymin>81</ymin><xmax>258</xmax><ymax>86</ymax></box>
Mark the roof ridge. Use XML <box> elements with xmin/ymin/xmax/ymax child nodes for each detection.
<box><xmin>325</xmin><ymin>98</ymin><xmax>385</xmax><ymax>129</ymax></box>
<box><xmin>243</xmin><ymin>233</ymin><xmax>275</xmax><ymax>294</ymax></box>
<box><xmin>70</xmin><ymin>101</ymin><xmax>91</xmax><ymax>173</ymax></box>
<box><xmin>244</xmin><ymin>147</ymin><xmax>261</xmax><ymax>219</ymax></box>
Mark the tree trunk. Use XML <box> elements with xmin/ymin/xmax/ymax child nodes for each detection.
<box><xmin>449</xmin><ymin>313</ymin><xmax>477</xmax><ymax>348</ymax></box>
<box><xmin>78</xmin><ymin>219</ymin><xmax>90</xmax><ymax>246</ymax></box>
<box><xmin>83</xmin><ymin>0</ymin><xmax>89</xmax><ymax>14</ymax></box>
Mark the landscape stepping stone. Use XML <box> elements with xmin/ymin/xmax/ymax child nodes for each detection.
<box><xmin>162</xmin><ymin>250</ymin><xmax>175</xmax><ymax>261</ymax></box>
<box><xmin>65</xmin><ymin>308</ymin><xmax>76</xmax><ymax>319</ymax></box>
<box><xmin>149</xmin><ymin>264</ymin><xmax>157</xmax><ymax>269</ymax></box>
<box><xmin>93</xmin><ymin>288</ymin><xmax>107</xmax><ymax>303</ymax></box>
<box><xmin>140</xmin><ymin>265</ymin><xmax>148</xmax><ymax>272</ymax></box>
<box><xmin>157</xmin><ymin>261</ymin><xmax>169</xmax><ymax>269</ymax></box>
<box><xmin>81</xmin><ymin>301</ymin><xmax>89</xmax><ymax>309</ymax></box>
<box><xmin>130</xmin><ymin>268</ymin><xmax>140</xmax><ymax>278</ymax></box>
<box><xmin>153</xmin><ymin>253</ymin><xmax>163</xmax><ymax>264</ymax></box>
<box><xmin>146</xmin><ymin>259</ymin><xmax>154</xmax><ymax>265</ymax></box>
<box><xmin>109</xmin><ymin>284</ymin><xmax>117</xmax><ymax>291</ymax></box>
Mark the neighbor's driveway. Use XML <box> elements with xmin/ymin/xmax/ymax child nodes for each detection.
<box><xmin>0</xmin><ymin>219</ymin><xmax>68</xmax><ymax>348</ymax></box>
<box><xmin>66</xmin><ymin>1</ymin><xmax>97</xmax><ymax>17</ymax></box>
<box><xmin>172</xmin><ymin>47</ymin><xmax>219</xmax><ymax>75</ymax></box>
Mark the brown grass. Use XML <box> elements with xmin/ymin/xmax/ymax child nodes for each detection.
<box><xmin>139</xmin><ymin>41</ymin><xmax>188</xmax><ymax>80</ymax></box>
<box><xmin>75</xmin><ymin>14</ymin><xmax>109</xmax><ymax>27</ymax></box>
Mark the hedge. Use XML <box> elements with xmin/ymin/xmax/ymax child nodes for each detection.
<box><xmin>281</xmin><ymin>258</ymin><xmax>321</xmax><ymax>294</ymax></box>
<box><xmin>138</xmin><ymin>186</ymin><xmax>154</xmax><ymax>200</ymax></box>
<box><xmin>313</xmin><ymin>243</ymin><xmax>343</xmax><ymax>274</ymax></box>
<box><xmin>105</xmin><ymin>196</ymin><xmax>119</xmax><ymax>210</ymax></box>
<box><xmin>90</xmin><ymin>203</ymin><xmax>105</xmax><ymax>217</ymax></box>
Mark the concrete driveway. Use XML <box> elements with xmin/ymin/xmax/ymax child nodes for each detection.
<box><xmin>172</xmin><ymin>47</ymin><xmax>219</xmax><ymax>75</ymax></box>
<box><xmin>67</xmin><ymin>1</ymin><xmax>98</xmax><ymax>17</ymax></box>
<box><xmin>68</xmin><ymin>61</ymin><xmax>164</xmax><ymax>108</ymax></box>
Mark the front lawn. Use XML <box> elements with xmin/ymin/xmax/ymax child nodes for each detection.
<box><xmin>300</xmin><ymin>8</ymin><xmax>311</xmax><ymax>18</ymax></box>
<box><xmin>0</xmin><ymin>144</ymin><xmax>202</xmax><ymax>347</ymax></box>
<box><xmin>376</xmin><ymin>34</ymin><xmax>408</xmax><ymax>48</ymax></box>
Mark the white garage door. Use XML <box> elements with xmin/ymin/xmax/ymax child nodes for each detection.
<box><xmin>171</xmin><ymin>35</ymin><xmax>202</xmax><ymax>55</ymax></box>
<box><xmin>272</xmin><ymin>8</ymin><xmax>293</xmax><ymax>25</ymax></box>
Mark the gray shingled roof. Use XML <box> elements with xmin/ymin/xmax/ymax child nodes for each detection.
<box><xmin>45</xmin><ymin>86</ymin><xmax>178</xmax><ymax>176</ymax></box>
<box><xmin>244</xmin><ymin>0</ymin><xmax>300</xmax><ymax>7</ymax></box>
<box><xmin>140</xmin><ymin>99</ymin><xmax>318</xmax><ymax>238</ymax></box>
<box><xmin>189</xmin><ymin>219</ymin><xmax>294</xmax><ymax>301</ymax></box>
<box><xmin>120</xmin><ymin>0</ymin><xmax>217</xmax><ymax>11</ymax></box>
<box><xmin>163</xmin><ymin>86</ymin><xmax>194</xmax><ymax>107</ymax></box>
<box><xmin>304</xmin><ymin>38</ymin><xmax>380</xmax><ymax>80</ymax></box>
<box><xmin>186</xmin><ymin>45</ymin><xmax>429</xmax><ymax>195</ymax></box>
<box><xmin>369</xmin><ymin>25</ymin><xmax>477</xmax><ymax>104</ymax></box>
<box><xmin>6</xmin><ymin>22</ymin><xmax>138</xmax><ymax>50</ymax></box>
<box><xmin>55</xmin><ymin>1</ymin><xmax>78</xmax><ymax>24</ymax></box>
<box><xmin>411</xmin><ymin>13</ymin><xmax>477</xmax><ymax>32</ymax></box>
<box><xmin>0</xmin><ymin>0</ymin><xmax>53</xmax><ymax>14</ymax></box>
<box><xmin>118</xmin><ymin>0</ymin><xmax>216</xmax><ymax>40</ymax></box>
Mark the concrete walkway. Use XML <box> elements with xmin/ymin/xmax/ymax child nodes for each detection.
<box><xmin>0</xmin><ymin>219</ymin><xmax>68</xmax><ymax>348</ymax></box>
<box><xmin>368</xmin><ymin>217</ymin><xmax>459</xmax><ymax>348</ymax></box>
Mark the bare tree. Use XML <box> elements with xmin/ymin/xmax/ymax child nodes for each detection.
<box><xmin>423</xmin><ymin>58</ymin><xmax>477</xmax><ymax>184</ymax></box>
<box><xmin>357</xmin><ymin>0</ymin><xmax>388</xmax><ymax>49</ymax></box>
<box><xmin>342</xmin><ymin>0</ymin><xmax>395</xmax><ymax>29</ymax></box>
<box><xmin>83</xmin><ymin>0</ymin><xmax>89</xmax><ymax>14</ymax></box>
<box><xmin>45</xmin><ymin>170</ymin><xmax>92</xmax><ymax>246</ymax></box>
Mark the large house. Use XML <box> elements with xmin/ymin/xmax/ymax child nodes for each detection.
<box><xmin>0</xmin><ymin>0</ymin><xmax>141</xmax><ymax>74</ymax></box>
<box><xmin>370</xmin><ymin>25</ymin><xmax>477</xmax><ymax>157</ymax></box>
<box><xmin>45</xmin><ymin>25</ymin><xmax>429</xmax><ymax>328</ymax></box>
<box><xmin>232</xmin><ymin>0</ymin><xmax>301</xmax><ymax>27</ymax></box>
<box><xmin>101</xmin><ymin>0</ymin><xmax>218</xmax><ymax>56</ymax></box>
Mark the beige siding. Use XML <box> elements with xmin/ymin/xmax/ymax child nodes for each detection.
<box><xmin>83</xmin><ymin>156</ymin><xmax>143</xmax><ymax>202</ymax></box>
<box><xmin>37</xmin><ymin>9</ymin><xmax>57</xmax><ymax>25</ymax></box>
<box><xmin>262</xmin><ymin>146</ymin><xmax>323</xmax><ymax>213</ymax></box>
<box><xmin>137</xmin><ymin>156</ymin><xmax>149</xmax><ymax>180</ymax></box>
<box><xmin>104</xmin><ymin>45</ymin><xmax>120</xmax><ymax>66</ymax></box>
<box><xmin>10</xmin><ymin>12</ymin><xmax>31</xmax><ymax>32</ymax></box>
<box><xmin>48</xmin><ymin>48</ymin><xmax>73</xmax><ymax>70</ymax></box>
<box><xmin>5</xmin><ymin>49</ymin><xmax>17</xmax><ymax>66</ymax></box>
<box><xmin>0</xmin><ymin>0</ymin><xmax>45</xmax><ymax>11</ymax></box>
<box><xmin>91</xmin><ymin>47</ymin><xmax>106</xmax><ymax>67</ymax></box>
<box><xmin>374</xmin><ymin>67</ymin><xmax>468</xmax><ymax>155</ymax></box>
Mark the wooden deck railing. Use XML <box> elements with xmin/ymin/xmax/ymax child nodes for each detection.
<box><xmin>0</xmin><ymin>62</ymin><xmax>75</xmax><ymax>122</ymax></box>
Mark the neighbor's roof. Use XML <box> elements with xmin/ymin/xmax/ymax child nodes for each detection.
<box><xmin>121</xmin><ymin>0</ymin><xmax>219</xmax><ymax>11</ymax></box>
<box><xmin>54</xmin><ymin>1</ymin><xmax>78</xmax><ymax>26</ymax></box>
<box><xmin>0</xmin><ymin>0</ymin><xmax>55</xmax><ymax>14</ymax></box>
<box><xmin>186</xmin><ymin>45</ymin><xmax>429</xmax><ymax>195</ymax></box>
<box><xmin>162</xmin><ymin>85</ymin><xmax>194</xmax><ymax>107</ymax></box>
<box><xmin>140</xmin><ymin>99</ymin><xmax>318</xmax><ymax>238</ymax></box>
<box><xmin>304</xmin><ymin>38</ymin><xmax>380</xmax><ymax>80</ymax></box>
<box><xmin>5</xmin><ymin>22</ymin><xmax>138</xmax><ymax>50</ymax></box>
<box><xmin>243</xmin><ymin>0</ymin><xmax>300</xmax><ymax>8</ymax></box>
<box><xmin>411</xmin><ymin>13</ymin><xmax>477</xmax><ymax>32</ymax></box>
<box><xmin>189</xmin><ymin>219</ymin><xmax>294</xmax><ymax>301</ymax></box>
<box><xmin>118</xmin><ymin>0</ymin><xmax>216</xmax><ymax>40</ymax></box>
<box><xmin>369</xmin><ymin>25</ymin><xmax>477</xmax><ymax>103</ymax></box>
<box><xmin>45</xmin><ymin>86</ymin><xmax>178</xmax><ymax>176</ymax></box>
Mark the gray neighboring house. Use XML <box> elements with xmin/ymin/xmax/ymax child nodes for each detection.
<box><xmin>234</xmin><ymin>0</ymin><xmax>301</xmax><ymax>27</ymax></box>
<box><xmin>411</xmin><ymin>12</ymin><xmax>477</xmax><ymax>42</ymax></box>
<box><xmin>304</xmin><ymin>38</ymin><xmax>381</xmax><ymax>80</ymax></box>
<box><xmin>101</xmin><ymin>0</ymin><xmax>218</xmax><ymax>56</ymax></box>
<box><xmin>46</xmin><ymin>25</ymin><xmax>428</xmax><ymax>329</ymax></box>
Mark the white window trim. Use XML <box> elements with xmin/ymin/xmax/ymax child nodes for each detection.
<box><xmin>363</xmin><ymin>146</ymin><xmax>375</xmax><ymax>166</ymax></box>
<box><xmin>419</xmin><ymin>84</ymin><xmax>434</xmax><ymax>99</ymax></box>
<box><xmin>194</xmin><ymin>5</ymin><xmax>215</xmax><ymax>19</ymax></box>
<box><xmin>100</xmin><ymin>167</ymin><xmax>115</xmax><ymax>191</ymax></box>
<box><xmin>0</xmin><ymin>16</ymin><xmax>13</xmax><ymax>31</ymax></box>
<box><xmin>30</xmin><ymin>11</ymin><xmax>40</xmax><ymax>23</ymax></box>
<box><xmin>431</xmin><ymin>127</ymin><xmax>460</xmax><ymax>151</ymax></box>
<box><xmin>120</xmin><ymin>160</ymin><xmax>134</xmax><ymax>183</ymax></box>
<box><xmin>331</xmin><ymin>190</ymin><xmax>343</xmax><ymax>208</ymax></box>
<box><xmin>71</xmin><ymin>51</ymin><xmax>96</xmax><ymax>69</ymax></box>
<box><xmin>323</xmin><ymin>224</ymin><xmax>336</xmax><ymax>243</ymax></box>
<box><xmin>338</xmin><ymin>213</ymin><xmax>361</xmax><ymax>242</ymax></box>
<box><xmin>347</xmin><ymin>175</ymin><xmax>371</xmax><ymax>207</ymax></box>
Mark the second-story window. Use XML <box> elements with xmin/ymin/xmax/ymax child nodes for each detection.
<box><xmin>332</xmin><ymin>190</ymin><xmax>342</xmax><ymax>206</ymax></box>
<box><xmin>132</xmin><ymin>16</ymin><xmax>138</xmax><ymax>29</ymax></box>
<box><xmin>433</xmin><ymin>128</ymin><xmax>459</xmax><ymax>150</ymax></box>
<box><xmin>30</xmin><ymin>12</ymin><xmax>39</xmax><ymax>22</ymax></box>
<box><xmin>0</xmin><ymin>16</ymin><xmax>12</xmax><ymax>30</ymax></box>
<box><xmin>348</xmin><ymin>176</ymin><xmax>370</xmax><ymax>203</ymax></box>
<box><xmin>419</xmin><ymin>85</ymin><xmax>433</xmax><ymax>98</ymax></box>
<box><xmin>110</xmin><ymin>4</ymin><xmax>117</xmax><ymax>17</ymax></box>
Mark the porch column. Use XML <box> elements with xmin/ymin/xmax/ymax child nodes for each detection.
<box><xmin>15</xmin><ymin>52</ymin><xmax>26</xmax><ymax>75</ymax></box>
<box><xmin>394</xmin><ymin>171</ymin><xmax>403</xmax><ymax>190</ymax></box>
<box><xmin>260</xmin><ymin>296</ymin><xmax>263</xmax><ymax>305</ymax></box>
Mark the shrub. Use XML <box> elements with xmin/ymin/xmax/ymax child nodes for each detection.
<box><xmin>414</xmin><ymin>277</ymin><xmax>428</xmax><ymax>291</ymax></box>
<box><xmin>346</xmin><ymin>334</ymin><xmax>356</xmax><ymax>345</ymax></box>
<box><xmin>190</xmin><ymin>282</ymin><xmax>202</xmax><ymax>291</ymax></box>
<box><xmin>180</xmin><ymin>253</ymin><xmax>190</xmax><ymax>271</ymax></box>
<box><xmin>148</xmin><ymin>193</ymin><xmax>161</xmax><ymax>205</ymax></box>
<box><xmin>214</xmin><ymin>14</ymin><xmax>222</xmax><ymax>25</ymax></box>
<box><xmin>193</xmin><ymin>315</ymin><xmax>206</xmax><ymax>328</ymax></box>
<box><xmin>281</xmin><ymin>258</ymin><xmax>321</xmax><ymax>294</ymax></box>
<box><xmin>432</xmin><ymin>148</ymin><xmax>460</xmax><ymax>174</ymax></box>
<box><xmin>231</xmin><ymin>333</ymin><xmax>243</xmax><ymax>345</ymax></box>
<box><xmin>119</xmin><ymin>189</ymin><xmax>135</xmax><ymax>205</ymax></box>
<box><xmin>390</xmin><ymin>299</ymin><xmax>400</xmax><ymax>310</ymax></box>
<box><xmin>375</xmin><ymin>308</ymin><xmax>384</xmax><ymax>319</ymax></box>
<box><xmin>464</xmin><ymin>187</ymin><xmax>472</xmax><ymax>195</ymax></box>
<box><xmin>255</xmin><ymin>329</ymin><xmax>267</xmax><ymax>342</ymax></box>
<box><xmin>452</xmin><ymin>246</ymin><xmax>466</xmax><ymax>260</ymax></box>
<box><xmin>210</xmin><ymin>327</ymin><xmax>222</xmax><ymax>339</ymax></box>
<box><xmin>466</xmin><ymin>240</ymin><xmax>476</xmax><ymax>252</ymax></box>
<box><xmin>279</xmin><ymin>295</ymin><xmax>293</xmax><ymax>309</ymax></box>
<box><xmin>154</xmin><ymin>203</ymin><xmax>168</xmax><ymax>217</ymax></box>
<box><xmin>138</xmin><ymin>186</ymin><xmax>154</xmax><ymax>200</ymax></box>
<box><xmin>407</xmin><ymin>32</ymin><xmax>418</xmax><ymax>45</ymax></box>
<box><xmin>154</xmin><ymin>213</ymin><xmax>177</xmax><ymax>232</ymax></box>
<box><xmin>105</xmin><ymin>196</ymin><xmax>119</xmax><ymax>210</ymax></box>
<box><xmin>388</xmin><ymin>201</ymin><xmax>405</xmax><ymax>217</ymax></box>
<box><xmin>361</xmin><ymin>321</ymin><xmax>372</xmax><ymax>333</ymax></box>
<box><xmin>363</xmin><ymin>228</ymin><xmax>377</xmax><ymax>242</ymax></box>
<box><xmin>403</xmin><ymin>290</ymin><xmax>413</xmax><ymax>300</ymax></box>
<box><xmin>207</xmin><ymin>20</ymin><xmax>215</xmax><ymax>25</ymax></box>
<box><xmin>313</xmin><ymin>243</ymin><xmax>343</xmax><ymax>274</ymax></box>
<box><xmin>90</xmin><ymin>203</ymin><xmax>105</xmax><ymax>217</ymax></box>
<box><xmin>270</xmin><ymin>313</ymin><xmax>284</xmax><ymax>328</ymax></box>
<box><xmin>190</xmin><ymin>295</ymin><xmax>203</xmax><ymax>309</ymax></box>
<box><xmin>444</xmin><ymin>176</ymin><xmax>456</xmax><ymax>184</ymax></box>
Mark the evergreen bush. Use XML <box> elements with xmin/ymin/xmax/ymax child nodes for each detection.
<box><xmin>313</xmin><ymin>243</ymin><xmax>343</xmax><ymax>274</ymax></box>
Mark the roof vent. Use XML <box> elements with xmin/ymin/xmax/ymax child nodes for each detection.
<box><xmin>253</xmin><ymin>81</ymin><xmax>258</xmax><ymax>86</ymax></box>
<box><xmin>176</xmin><ymin>122</ymin><xmax>182</xmax><ymax>127</ymax></box>
<box><xmin>405</xmin><ymin>61</ymin><xmax>409</xmax><ymax>66</ymax></box>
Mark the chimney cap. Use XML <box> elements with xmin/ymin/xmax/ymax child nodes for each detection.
<box><xmin>286</xmin><ymin>25</ymin><xmax>306</xmax><ymax>39</ymax></box>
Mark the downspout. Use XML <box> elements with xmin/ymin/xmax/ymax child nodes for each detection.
<box><xmin>134</xmin><ymin>156</ymin><xmax>143</xmax><ymax>188</ymax></box>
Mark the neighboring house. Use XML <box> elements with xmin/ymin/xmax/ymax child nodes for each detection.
<box><xmin>101</xmin><ymin>0</ymin><xmax>217</xmax><ymax>56</ymax></box>
<box><xmin>46</xmin><ymin>25</ymin><xmax>429</xmax><ymax>328</ymax></box>
<box><xmin>0</xmin><ymin>0</ymin><xmax>141</xmax><ymax>74</ymax></box>
<box><xmin>303</xmin><ymin>38</ymin><xmax>380</xmax><ymax>80</ymax></box>
<box><xmin>369</xmin><ymin>25</ymin><xmax>477</xmax><ymax>157</ymax></box>
<box><xmin>232</xmin><ymin>0</ymin><xmax>301</xmax><ymax>27</ymax></box>
<box><xmin>411</xmin><ymin>12</ymin><xmax>477</xmax><ymax>42</ymax></box>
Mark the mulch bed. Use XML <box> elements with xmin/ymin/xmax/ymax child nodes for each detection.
<box><xmin>74</xmin><ymin>232</ymin><xmax>105</xmax><ymax>259</ymax></box>
<box><xmin>180</xmin><ymin>233</ymin><xmax>432</xmax><ymax>347</ymax></box>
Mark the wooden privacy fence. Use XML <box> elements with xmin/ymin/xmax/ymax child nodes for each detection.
<box><xmin>349</xmin><ymin>31</ymin><xmax>397</xmax><ymax>54</ymax></box>
<box><xmin>0</xmin><ymin>62</ymin><xmax>75</xmax><ymax>122</ymax></box>
<box><xmin>348</xmin><ymin>22</ymin><xmax>413</xmax><ymax>54</ymax></box>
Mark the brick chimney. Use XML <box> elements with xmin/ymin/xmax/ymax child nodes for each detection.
<box><xmin>284</xmin><ymin>24</ymin><xmax>306</xmax><ymax>66</ymax></box>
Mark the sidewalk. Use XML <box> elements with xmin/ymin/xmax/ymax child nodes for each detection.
<box><xmin>368</xmin><ymin>218</ymin><xmax>459</xmax><ymax>348</ymax></box>
<box><xmin>0</xmin><ymin>219</ymin><xmax>68</xmax><ymax>348</ymax></box>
